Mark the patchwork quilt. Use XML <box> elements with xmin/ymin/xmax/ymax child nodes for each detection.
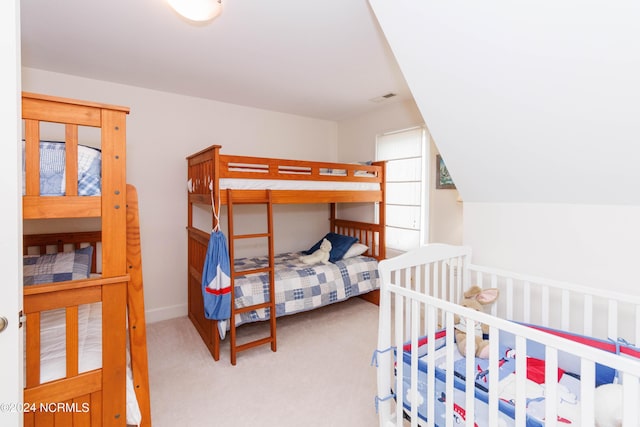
<box><xmin>232</xmin><ymin>251</ymin><xmax>379</xmax><ymax>326</ymax></box>
<box><xmin>22</xmin><ymin>141</ymin><xmax>102</xmax><ymax>196</ymax></box>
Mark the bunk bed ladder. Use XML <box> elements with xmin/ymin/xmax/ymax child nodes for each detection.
<box><xmin>227</xmin><ymin>189</ymin><xmax>277</xmax><ymax>365</ymax></box>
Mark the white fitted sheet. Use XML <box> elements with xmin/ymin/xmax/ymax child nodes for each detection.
<box><xmin>31</xmin><ymin>303</ymin><xmax>142</xmax><ymax>425</ymax></box>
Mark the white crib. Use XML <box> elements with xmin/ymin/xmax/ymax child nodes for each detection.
<box><xmin>374</xmin><ymin>244</ymin><xmax>640</xmax><ymax>427</ymax></box>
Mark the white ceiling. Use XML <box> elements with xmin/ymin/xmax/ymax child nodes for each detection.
<box><xmin>20</xmin><ymin>0</ymin><xmax>412</xmax><ymax>121</ymax></box>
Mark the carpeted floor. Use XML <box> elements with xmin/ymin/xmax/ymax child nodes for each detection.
<box><xmin>146</xmin><ymin>297</ymin><xmax>382</xmax><ymax>427</ymax></box>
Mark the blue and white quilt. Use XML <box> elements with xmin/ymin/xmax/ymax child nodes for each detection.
<box><xmin>232</xmin><ymin>252</ymin><xmax>379</xmax><ymax>326</ymax></box>
<box><xmin>22</xmin><ymin>141</ymin><xmax>102</xmax><ymax>196</ymax></box>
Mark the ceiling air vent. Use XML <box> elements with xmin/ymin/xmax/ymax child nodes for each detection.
<box><xmin>369</xmin><ymin>92</ymin><xmax>397</xmax><ymax>103</ymax></box>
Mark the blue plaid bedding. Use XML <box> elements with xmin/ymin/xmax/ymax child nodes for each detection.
<box><xmin>22</xmin><ymin>141</ymin><xmax>102</xmax><ymax>196</ymax></box>
<box><xmin>233</xmin><ymin>252</ymin><xmax>379</xmax><ymax>326</ymax></box>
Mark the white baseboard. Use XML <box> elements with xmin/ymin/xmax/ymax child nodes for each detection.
<box><xmin>145</xmin><ymin>303</ymin><xmax>187</xmax><ymax>324</ymax></box>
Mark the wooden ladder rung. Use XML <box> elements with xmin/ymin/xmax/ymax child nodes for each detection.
<box><xmin>236</xmin><ymin>336</ymin><xmax>275</xmax><ymax>353</ymax></box>
<box><xmin>235</xmin><ymin>301</ymin><xmax>273</xmax><ymax>314</ymax></box>
<box><xmin>232</xmin><ymin>232</ymin><xmax>271</xmax><ymax>240</ymax></box>
<box><xmin>233</xmin><ymin>267</ymin><xmax>272</xmax><ymax>277</ymax></box>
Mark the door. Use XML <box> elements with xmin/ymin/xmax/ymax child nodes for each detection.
<box><xmin>0</xmin><ymin>1</ymin><xmax>23</xmax><ymax>426</ymax></box>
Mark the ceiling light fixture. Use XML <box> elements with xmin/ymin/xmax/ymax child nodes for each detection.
<box><xmin>167</xmin><ymin>0</ymin><xmax>223</xmax><ymax>22</ymax></box>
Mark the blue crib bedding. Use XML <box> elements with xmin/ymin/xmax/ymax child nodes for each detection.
<box><xmin>397</xmin><ymin>327</ymin><xmax>634</xmax><ymax>427</ymax></box>
<box><xmin>232</xmin><ymin>252</ymin><xmax>379</xmax><ymax>326</ymax></box>
<box><xmin>22</xmin><ymin>141</ymin><xmax>102</xmax><ymax>196</ymax></box>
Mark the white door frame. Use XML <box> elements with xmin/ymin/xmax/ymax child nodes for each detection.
<box><xmin>0</xmin><ymin>0</ymin><xmax>23</xmax><ymax>425</ymax></box>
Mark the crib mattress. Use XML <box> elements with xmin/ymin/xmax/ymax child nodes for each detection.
<box><xmin>233</xmin><ymin>252</ymin><xmax>379</xmax><ymax>326</ymax></box>
<box><xmin>31</xmin><ymin>303</ymin><xmax>141</xmax><ymax>425</ymax></box>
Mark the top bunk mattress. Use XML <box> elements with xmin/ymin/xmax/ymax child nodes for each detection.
<box><xmin>218</xmin><ymin>178</ymin><xmax>380</xmax><ymax>191</ymax></box>
<box><xmin>22</xmin><ymin>141</ymin><xmax>102</xmax><ymax>196</ymax></box>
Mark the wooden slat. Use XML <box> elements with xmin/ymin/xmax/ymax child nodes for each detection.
<box><xmin>25</xmin><ymin>370</ymin><xmax>102</xmax><ymax>405</ymax></box>
<box><xmin>101</xmin><ymin>281</ymin><xmax>127</xmax><ymax>426</ymax></box>
<box><xmin>125</xmin><ymin>184</ymin><xmax>152</xmax><ymax>427</ymax></box>
<box><xmin>54</xmin><ymin>399</ymin><xmax>73</xmax><ymax>426</ymax></box>
<box><xmin>72</xmin><ymin>394</ymin><xmax>91</xmax><ymax>427</ymax></box>
<box><xmin>65</xmin><ymin>124</ymin><xmax>79</xmax><ymax>196</ymax></box>
<box><xmin>23</xmin><ymin>196</ymin><xmax>101</xmax><ymax>219</ymax></box>
<box><xmin>24</xmin><ymin>411</ymin><xmax>35</xmax><ymax>427</ymax></box>
<box><xmin>34</xmin><ymin>411</ymin><xmax>54</xmax><ymax>427</ymax></box>
<box><xmin>25</xmin><ymin>312</ymin><xmax>41</xmax><ymax>388</ymax></box>
<box><xmin>24</xmin><ymin>286</ymin><xmax>101</xmax><ymax>314</ymax></box>
<box><xmin>66</xmin><ymin>306</ymin><xmax>79</xmax><ymax>378</ymax></box>
<box><xmin>24</xmin><ymin>119</ymin><xmax>40</xmax><ymax>196</ymax></box>
<box><xmin>91</xmin><ymin>391</ymin><xmax>102</xmax><ymax>427</ymax></box>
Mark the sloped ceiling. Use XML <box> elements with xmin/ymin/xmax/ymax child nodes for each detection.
<box><xmin>369</xmin><ymin>0</ymin><xmax>640</xmax><ymax>205</ymax></box>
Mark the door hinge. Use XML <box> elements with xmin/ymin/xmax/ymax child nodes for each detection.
<box><xmin>19</xmin><ymin>310</ymin><xmax>26</xmax><ymax>328</ymax></box>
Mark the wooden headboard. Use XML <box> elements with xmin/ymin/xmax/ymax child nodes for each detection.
<box><xmin>23</xmin><ymin>231</ymin><xmax>101</xmax><ymax>274</ymax></box>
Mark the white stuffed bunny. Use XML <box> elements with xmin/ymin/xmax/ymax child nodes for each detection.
<box><xmin>300</xmin><ymin>238</ymin><xmax>332</xmax><ymax>265</ymax></box>
<box><xmin>594</xmin><ymin>383</ymin><xmax>626</xmax><ymax>427</ymax></box>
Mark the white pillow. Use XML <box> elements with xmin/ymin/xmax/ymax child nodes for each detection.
<box><xmin>342</xmin><ymin>243</ymin><xmax>369</xmax><ymax>259</ymax></box>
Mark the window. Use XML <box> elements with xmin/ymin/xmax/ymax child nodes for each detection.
<box><xmin>376</xmin><ymin>127</ymin><xmax>428</xmax><ymax>252</ymax></box>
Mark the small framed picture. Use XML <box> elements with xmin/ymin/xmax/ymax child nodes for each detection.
<box><xmin>436</xmin><ymin>154</ymin><xmax>456</xmax><ymax>189</ymax></box>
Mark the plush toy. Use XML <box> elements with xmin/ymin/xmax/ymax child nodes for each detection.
<box><xmin>299</xmin><ymin>238</ymin><xmax>332</xmax><ymax>265</ymax></box>
<box><xmin>594</xmin><ymin>383</ymin><xmax>624</xmax><ymax>427</ymax></box>
<box><xmin>454</xmin><ymin>285</ymin><xmax>499</xmax><ymax>359</ymax></box>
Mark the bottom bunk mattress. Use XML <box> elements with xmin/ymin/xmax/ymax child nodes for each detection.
<box><xmin>28</xmin><ymin>303</ymin><xmax>141</xmax><ymax>425</ymax></box>
<box><xmin>396</xmin><ymin>327</ymin><xmax>637</xmax><ymax>427</ymax></box>
<box><xmin>232</xmin><ymin>252</ymin><xmax>379</xmax><ymax>326</ymax></box>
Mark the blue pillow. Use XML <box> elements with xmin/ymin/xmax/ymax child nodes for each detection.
<box><xmin>304</xmin><ymin>233</ymin><xmax>358</xmax><ymax>263</ymax></box>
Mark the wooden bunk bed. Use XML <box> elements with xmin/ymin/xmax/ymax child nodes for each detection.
<box><xmin>187</xmin><ymin>144</ymin><xmax>386</xmax><ymax>364</ymax></box>
<box><xmin>21</xmin><ymin>93</ymin><xmax>151</xmax><ymax>426</ymax></box>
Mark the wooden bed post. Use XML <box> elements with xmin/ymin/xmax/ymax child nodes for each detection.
<box><xmin>101</xmin><ymin>108</ymin><xmax>127</xmax><ymax>277</ymax></box>
<box><xmin>375</xmin><ymin>160</ymin><xmax>386</xmax><ymax>260</ymax></box>
<box><xmin>126</xmin><ymin>184</ymin><xmax>152</xmax><ymax>427</ymax></box>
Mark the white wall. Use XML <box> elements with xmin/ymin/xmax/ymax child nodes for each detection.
<box><xmin>22</xmin><ymin>68</ymin><xmax>339</xmax><ymax>322</ymax></box>
<box><xmin>464</xmin><ymin>203</ymin><xmax>640</xmax><ymax>295</ymax></box>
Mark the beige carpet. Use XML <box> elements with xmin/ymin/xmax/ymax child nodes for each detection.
<box><xmin>147</xmin><ymin>298</ymin><xmax>382</xmax><ymax>427</ymax></box>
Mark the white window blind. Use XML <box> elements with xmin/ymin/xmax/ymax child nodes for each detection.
<box><xmin>376</xmin><ymin>127</ymin><xmax>427</xmax><ymax>252</ymax></box>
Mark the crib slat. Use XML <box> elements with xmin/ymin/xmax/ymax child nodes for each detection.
<box><xmin>426</xmin><ymin>305</ymin><xmax>436</xmax><ymax>427</ymax></box>
<box><xmin>394</xmin><ymin>291</ymin><xmax>404</xmax><ymax>427</ymax></box>
<box><xmin>561</xmin><ymin>289</ymin><xmax>570</xmax><ymax>330</ymax></box>
<box><xmin>583</xmin><ymin>294</ymin><xmax>593</xmax><ymax>337</ymax></box>
<box><xmin>410</xmin><ymin>299</ymin><xmax>419</xmax><ymax>427</ymax></box>
<box><xmin>514</xmin><ymin>335</ymin><xmax>527</xmax><ymax>427</ymax></box>
<box><xmin>608</xmin><ymin>299</ymin><xmax>618</xmax><ymax>341</ymax></box>
<box><xmin>488</xmin><ymin>325</ymin><xmax>500</xmax><ymax>427</ymax></box>
<box><xmin>580</xmin><ymin>359</ymin><xmax>595</xmax><ymax>426</ymax></box>
<box><xmin>66</xmin><ymin>306</ymin><xmax>79</xmax><ymax>377</ymax></box>
<box><xmin>444</xmin><ymin>313</ymin><xmax>455</xmax><ymax>427</ymax></box>
<box><xmin>542</xmin><ymin>286</ymin><xmax>550</xmax><ymax>327</ymax></box>
<box><xmin>621</xmin><ymin>373</ymin><xmax>640</xmax><ymax>426</ymax></box>
<box><xmin>464</xmin><ymin>318</ymin><xmax>475</xmax><ymax>427</ymax></box>
<box><xmin>544</xmin><ymin>347</ymin><xmax>558</xmax><ymax>427</ymax></box>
